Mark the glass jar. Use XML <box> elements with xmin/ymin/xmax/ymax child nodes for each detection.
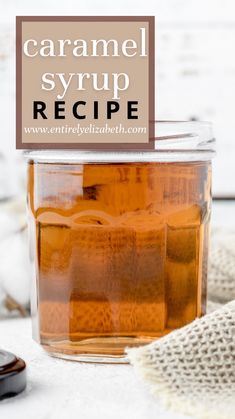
<box><xmin>26</xmin><ymin>121</ymin><xmax>215</xmax><ymax>362</ymax></box>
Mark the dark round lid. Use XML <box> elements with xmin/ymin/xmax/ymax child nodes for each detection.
<box><xmin>0</xmin><ymin>350</ymin><xmax>26</xmax><ymax>399</ymax></box>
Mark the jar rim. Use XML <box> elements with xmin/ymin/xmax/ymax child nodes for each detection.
<box><xmin>24</xmin><ymin>120</ymin><xmax>216</xmax><ymax>163</ymax></box>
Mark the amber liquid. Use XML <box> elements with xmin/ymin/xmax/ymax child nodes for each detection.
<box><xmin>28</xmin><ymin>161</ymin><xmax>211</xmax><ymax>360</ymax></box>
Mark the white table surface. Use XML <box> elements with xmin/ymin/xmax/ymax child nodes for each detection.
<box><xmin>0</xmin><ymin>200</ymin><xmax>234</xmax><ymax>419</ymax></box>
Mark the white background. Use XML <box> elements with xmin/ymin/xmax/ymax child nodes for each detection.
<box><xmin>0</xmin><ymin>0</ymin><xmax>234</xmax><ymax>197</ymax></box>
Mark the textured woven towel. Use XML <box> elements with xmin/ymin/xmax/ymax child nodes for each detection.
<box><xmin>208</xmin><ymin>229</ymin><xmax>235</xmax><ymax>307</ymax></box>
<box><xmin>127</xmin><ymin>229</ymin><xmax>235</xmax><ymax>419</ymax></box>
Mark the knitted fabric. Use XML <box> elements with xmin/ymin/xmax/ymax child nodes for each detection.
<box><xmin>127</xmin><ymin>230</ymin><xmax>235</xmax><ymax>419</ymax></box>
<box><xmin>208</xmin><ymin>229</ymin><xmax>235</xmax><ymax>305</ymax></box>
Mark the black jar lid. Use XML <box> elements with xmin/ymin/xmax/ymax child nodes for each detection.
<box><xmin>0</xmin><ymin>350</ymin><xmax>26</xmax><ymax>399</ymax></box>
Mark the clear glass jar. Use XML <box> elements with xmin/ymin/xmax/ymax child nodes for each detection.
<box><xmin>25</xmin><ymin>121</ymin><xmax>215</xmax><ymax>363</ymax></box>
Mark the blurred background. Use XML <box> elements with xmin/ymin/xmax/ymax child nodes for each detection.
<box><xmin>0</xmin><ymin>0</ymin><xmax>234</xmax><ymax>315</ymax></box>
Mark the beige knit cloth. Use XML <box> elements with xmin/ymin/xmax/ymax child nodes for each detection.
<box><xmin>127</xmin><ymin>229</ymin><xmax>235</xmax><ymax>419</ymax></box>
